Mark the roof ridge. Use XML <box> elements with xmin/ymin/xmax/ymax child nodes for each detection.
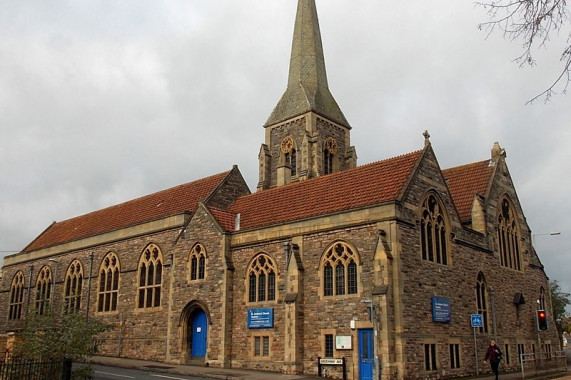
<box><xmin>442</xmin><ymin>158</ymin><xmax>490</xmax><ymax>172</ymax></box>
<box><xmin>238</xmin><ymin>149</ymin><xmax>423</xmax><ymax>199</ymax></box>
<box><xmin>52</xmin><ymin>170</ymin><xmax>231</xmax><ymax>225</ymax></box>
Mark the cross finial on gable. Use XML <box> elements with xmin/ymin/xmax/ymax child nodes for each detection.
<box><xmin>423</xmin><ymin>130</ymin><xmax>431</xmax><ymax>147</ymax></box>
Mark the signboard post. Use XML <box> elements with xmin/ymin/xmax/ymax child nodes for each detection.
<box><xmin>471</xmin><ymin>314</ymin><xmax>483</xmax><ymax>375</ymax></box>
<box><xmin>317</xmin><ymin>357</ymin><xmax>346</xmax><ymax>380</ymax></box>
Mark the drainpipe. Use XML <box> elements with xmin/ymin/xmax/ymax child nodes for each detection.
<box><xmin>26</xmin><ymin>265</ymin><xmax>33</xmax><ymax>315</ymax></box>
<box><xmin>86</xmin><ymin>252</ymin><xmax>94</xmax><ymax>320</ymax></box>
<box><xmin>489</xmin><ymin>286</ymin><xmax>497</xmax><ymax>342</ymax></box>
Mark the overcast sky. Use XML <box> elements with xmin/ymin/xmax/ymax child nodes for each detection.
<box><xmin>1</xmin><ymin>1</ymin><xmax>569</xmax><ymax>310</ymax></box>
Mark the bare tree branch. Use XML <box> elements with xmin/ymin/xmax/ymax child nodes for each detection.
<box><xmin>475</xmin><ymin>0</ymin><xmax>570</xmax><ymax>102</ymax></box>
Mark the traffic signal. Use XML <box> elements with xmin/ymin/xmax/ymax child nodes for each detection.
<box><xmin>537</xmin><ymin>310</ymin><xmax>548</xmax><ymax>331</ymax></box>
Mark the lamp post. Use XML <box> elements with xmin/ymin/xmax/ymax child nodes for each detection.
<box><xmin>532</xmin><ymin>232</ymin><xmax>561</xmax><ymax>246</ymax></box>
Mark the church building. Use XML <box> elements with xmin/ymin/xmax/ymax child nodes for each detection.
<box><xmin>0</xmin><ymin>1</ymin><xmax>560</xmax><ymax>379</ymax></box>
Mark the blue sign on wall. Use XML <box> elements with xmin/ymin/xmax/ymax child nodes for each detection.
<box><xmin>247</xmin><ymin>308</ymin><xmax>274</xmax><ymax>329</ymax></box>
<box><xmin>431</xmin><ymin>297</ymin><xmax>452</xmax><ymax>323</ymax></box>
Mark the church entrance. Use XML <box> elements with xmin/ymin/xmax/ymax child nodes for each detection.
<box><xmin>188</xmin><ymin>309</ymin><xmax>207</xmax><ymax>358</ymax></box>
<box><xmin>180</xmin><ymin>301</ymin><xmax>209</xmax><ymax>363</ymax></box>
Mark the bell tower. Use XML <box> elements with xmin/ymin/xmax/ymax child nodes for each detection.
<box><xmin>257</xmin><ymin>0</ymin><xmax>357</xmax><ymax>191</ymax></box>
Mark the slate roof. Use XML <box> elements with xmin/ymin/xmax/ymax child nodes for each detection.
<box><xmin>225</xmin><ymin>150</ymin><xmax>422</xmax><ymax>231</ymax></box>
<box><xmin>23</xmin><ymin>171</ymin><xmax>232</xmax><ymax>253</ymax></box>
<box><xmin>442</xmin><ymin>159</ymin><xmax>495</xmax><ymax>222</ymax></box>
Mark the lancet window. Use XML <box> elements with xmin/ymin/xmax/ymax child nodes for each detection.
<box><xmin>322</xmin><ymin>242</ymin><xmax>359</xmax><ymax>297</ymax></box>
<box><xmin>190</xmin><ymin>243</ymin><xmax>206</xmax><ymax>281</ymax></box>
<box><xmin>63</xmin><ymin>260</ymin><xmax>83</xmax><ymax>313</ymax></box>
<box><xmin>281</xmin><ymin>137</ymin><xmax>297</xmax><ymax>177</ymax></box>
<box><xmin>476</xmin><ymin>272</ymin><xmax>489</xmax><ymax>333</ymax></box>
<box><xmin>8</xmin><ymin>271</ymin><xmax>25</xmax><ymax>320</ymax></box>
<box><xmin>420</xmin><ymin>193</ymin><xmax>449</xmax><ymax>265</ymax></box>
<box><xmin>497</xmin><ymin>197</ymin><xmax>521</xmax><ymax>270</ymax></box>
<box><xmin>98</xmin><ymin>252</ymin><xmax>120</xmax><ymax>313</ymax></box>
<box><xmin>323</xmin><ymin>137</ymin><xmax>337</xmax><ymax>175</ymax></box>
<box><xmin>137</xmin><ymin>244</ymin><xmax>163</xmax><ymax>309</ymax></box>
<box><xmin>247</xmin><ymin>253</ymin><xmax>277</xmax><ymax>303</ymax></box>
<box><xmin>35</xmin><ymin>266</ymin><xmax>52</xmax><ymax>315</ymax></box>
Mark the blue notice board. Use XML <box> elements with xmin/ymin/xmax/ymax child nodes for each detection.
<box><xmin>431</xmin><ymin>297</ymin><xmax>451</xmax><ymax>323</ymax></box>
<box><xmin>247</xmin><ymin>308</ymin><xmax>274</xmax><ymax>329</ymax></box>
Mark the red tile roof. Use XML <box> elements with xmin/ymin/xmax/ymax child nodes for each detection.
<box><xmin>442</xmin><ymin>160</ymin><xmax>495</xmax><ymax>222</ymax></box>
<box><xmin>23</xmin><ymin>171</ymin><xmax>232</xmax><ymax>253</ymax></box>
<box><xmin>225</xmin><ymin>150</ymin><xmax>422</xmax><ymax>231</ymax></box>
<box><xmin>208</xmin><ymin>207</ymin><xmax>236</xmax><ymax>231</ymax></box>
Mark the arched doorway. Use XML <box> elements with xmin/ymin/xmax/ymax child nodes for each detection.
<box><xmin>189</xmin><ymin>309</ymin><xmax>207</xmax><ymax>358</ymax></box>
<box><xmin>180</xmin><ymin>301</ymin><xmax>210</xmax><ymax>363</ymax></box>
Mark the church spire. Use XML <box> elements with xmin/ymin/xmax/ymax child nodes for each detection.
<box><xmin>265</xmin><ymin>0</ymin><xmax>349</xmax><ymax>128</ymax></box>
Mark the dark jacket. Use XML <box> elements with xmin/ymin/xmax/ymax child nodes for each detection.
<box><xmin>485</xmin><ymin>345</ymin><xmax>502</xmax><ymax>363</ymax></box>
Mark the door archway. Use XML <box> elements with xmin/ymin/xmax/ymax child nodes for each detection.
<box><xmin>180</xmin><ymin>301</ymin><xmax>210</xmax><ymax>362</ymax></box>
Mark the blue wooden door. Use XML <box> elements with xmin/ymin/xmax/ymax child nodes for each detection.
<box><xmin>191</xmin><ymin>309</ymin><xmax>207</xmax><ymax>357</ymax></box>
<box><xmin>359</xmin><ymin>329</ymin><xmax>374</xmax><ymax>380</ymax></box>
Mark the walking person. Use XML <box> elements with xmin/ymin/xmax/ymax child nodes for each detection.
<box><xmin>484</xmin><ymin>340</ymin><xmax>502</xmax><ymax>380</ymax></box>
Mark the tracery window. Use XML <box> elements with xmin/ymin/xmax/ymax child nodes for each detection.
<box><xmin>247</xmin><ymin>253</ymin><xmax>277</xmax><ymax>303</ymax></box>
<box><xmin>420</xmin><ymin>194</ymin><xmax>449</xmax><ymax>265</ymax></box>
<box><xmin>189</xmin><ymin>244</ymin><xmax>206</xmax><ymax>281</ymax></box>
<box><xmin>98</xmin><ymin>252</ymin><xmax>120</xmax><ymax>313</ymax></box>
<box><xmin>497</xmin><ymin>197</ymin><xmax>521</xmax><ymax>270</ymax></box>
<box><xmin>8</xmin><ymin>271</ymin><xmax>25</xmax><ymax>320</ymax></box>
<box><xmin>137</xmin><ymin>244</ymin><xmax>163</xmax><ymax>309</ymax></box>
<box><xmin>539</xmin><ymin>287</ymin><xmax>546</xmax><ymax>310</ymax></box>
<box><xmin>64</xmin><ymin>260</ymin><xmax>83</xmax><ymax>313</ymax></box>
<box><xmin>35</xmin><ymin>266</ymin><xmax>52</xmax><ymax>315</ymax></box>
<box><xmin>281</xmin><ymin>137</ymin><xmax>297</xmax><ymax>177</ymax></box>
<box><xmin>322</xmin><ymin>242</ymin><xmax>359</xmax><ymax>297</ymax></box>
<box><xmin>476</xmin><ymin>272</ymin><xmax>489</xmax><ymax>333</ymax></box>
<box><xmin>323</xmin><ymin>137</ymin><xmax>337</xmax><ymax>175</ymax></box>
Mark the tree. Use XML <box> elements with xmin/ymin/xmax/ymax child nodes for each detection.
<box><xmin>476</xmin><ymin>0</ymin><xmax>571</xmax><ymax>103</ymax></box>
<box><xmin>11</xmin><ymin>308</ymin><xmax>109</xmax><ymax>378</ymax></box>
<box><xmin>549</xmin><ymin>279</ymin><xmax>570</xmax><ymax>339</ymax></box>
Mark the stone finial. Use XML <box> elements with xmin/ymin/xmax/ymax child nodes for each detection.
<box><xmin>491</xmin><ymin>142</ymin><xmax>506</xmax><ymax>161</ymax></box>
<box><xmin>423</xmin><ymin>130</ymin><xmax>431</xmax><ymax>147</ymax></box>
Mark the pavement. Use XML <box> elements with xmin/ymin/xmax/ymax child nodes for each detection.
<box><xmin>89</xmin><ymin>355</ymin><xmax>569</xmax><ymax>380</ymax></box>
<box><xmin>89</xmin><ymin>355</ymin><xmax>321</xmax><ymax>380</ymax></box>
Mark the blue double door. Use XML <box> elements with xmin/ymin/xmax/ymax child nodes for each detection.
<box><xmin>359</xmin><ymin>329</ymin><xmax>374</xmax><ymax>380</ymax></box>
<box><xmin>189</xmin><ymin>309</ymin><xmax>208</xmax><ymax>358</ymax></box>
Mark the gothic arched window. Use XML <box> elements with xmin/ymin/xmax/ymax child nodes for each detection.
<box><xmin>539</xmin><ymin>286</ymin><xmax>546</xmax><ymax>310</ymax></box>
<box><xmin>281</xmin><ymin>137</ymin><xmax>297</xmax><ymax>177</ymax></box>
<box><xmin>137</xmin><ymin>244</ymin><xmax>163</xmax><ymax>309</ymax></box>
<box><xmin>189</xmin><ymin>243</ymin><xmax>206</xmax><ymax>281</ymax></box>
<box><xmin>35</xmin><ymin>266</ymin><xmax>52</xmax><ymax>315</ymax></box>
<box><xmin>322</xmin><ymin>242</ymin><xmax>360</xmax><ymax>297</ymax></box>
<box><xmin>64</xmin><ymin>260</ymin><xmax>83</xmax><ymax>314</ymax></box>
<box><xmin>323</xmin><ymin>138</ymin><xmax>337</xmax><ymax>175</ymax></box>
<box><xmin>476</xmin><ymin>272</ymin><xmax>489</xmax><ymax>333</ymax></box>
<box><xmin>420</xmin><ymin>193</ymin><xmax>449</xmax><ymax>265</ymax></box>
<box><xmin>98</xmin><ymin>252</ymin><xmax>120</xmax><ymax>313</ymax></box>
<box><xmin>8</xmin><ymin>271</ymin><xmax>25</xmax><ymax>320</ymax></box>
<box><xmin>497</xmin><ymin>197</ymin><xmax>522</xmax><ymax>270</ymax></box>
<box><xmin>247</xmin><ymin>253</ymin><xmax>277</xmax><ymax>303</ymax></box>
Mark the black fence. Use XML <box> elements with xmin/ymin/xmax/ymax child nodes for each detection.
<box><xmin>0</xmin><ymin>357</ymin><xmax>72</xmax><ymax>380</ymax></box>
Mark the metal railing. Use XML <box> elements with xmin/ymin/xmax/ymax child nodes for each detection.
<box><xmin>519</xmin><ymin>350</ymin><xmax>568</xmax><ymax>378</ymax></box>
<box><xmin>0</xmin><ymin>356</ymin><xmax>67</xmax><ymax>380</ymax></box>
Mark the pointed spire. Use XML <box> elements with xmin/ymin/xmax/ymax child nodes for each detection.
<box><xmin>265</xmin><ymin>0</ymin><xmax>349</xmax><ymax>128</ymax></box>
